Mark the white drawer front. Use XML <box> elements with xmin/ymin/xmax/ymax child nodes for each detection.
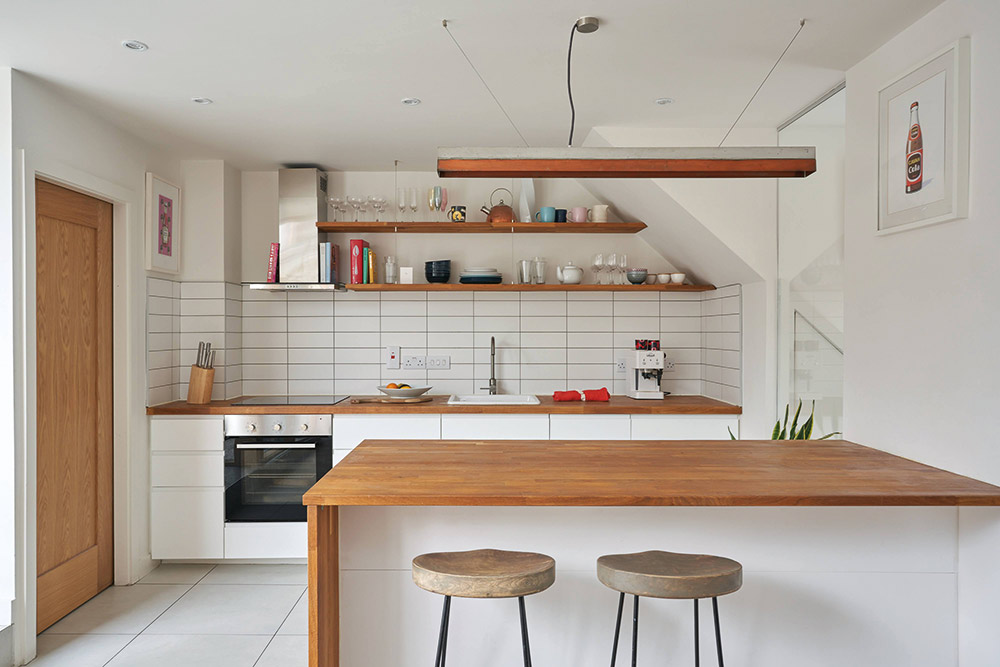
<box><xmin>150</xmin><ymin>416</ymin><xmax>223</xmax><ymax>452</ymax></box>
<box><xmin>151</xmin><ymin>488</ymin><xmax>223</xmax><ymax>559</ymax></box>
<box><xmin>151</xmin><ymin>452</ymin><xmax>224</xmax><ymax>487</ymax></box>
<box><xmin>333</xmin><ymin>415</ymin><xmax>441</xmax><ymax>451</ymax></box>
<box><xmin>550</xmin><ymin>415</ymin><xmax>631</xmax><ymax>441</ymax></box>
<box><xmin>441</xmin><ymin>415</ymin><xmax>549</xmax><ymax>440</ymax></box>
<box><xmin>630</xmin><ymin>415</ymin><xmax>739</xmax><ymax>440</ymax></box>
<box><xmin>225</xmin><ymin>522</ymin><xmax>307</xmax><ymax>559</ymax></box>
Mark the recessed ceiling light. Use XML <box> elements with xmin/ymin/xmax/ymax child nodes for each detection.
<box><xmin>191</xmin><ymin>97</ymin><xmax>214</xmax><ymax>105</ymax></box>
<box><xmin>401</xmin><ymin>97</ymin><xmax>421</xmax><ymax>106</ymax></box>
<box><xmin>655</xmin><ymin>97</ymin><xmax>675</xmax><ymax>106</ymax></box>
<box><xmin>122</xmin><ymin>40</ymin><xmax>148</xmax><ymax>52</ymax></box>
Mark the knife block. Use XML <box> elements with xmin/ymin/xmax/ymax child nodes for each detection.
<box><xmin>186</xmin><ymin>365</ymin><xmax>216</xmax><ymax>405</ymax></box>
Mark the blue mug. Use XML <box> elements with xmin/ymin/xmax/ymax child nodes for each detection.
<box><xmin>535</xmin><ymin>207</ymin><xmax>556</xmax><ymax>223</ymax></box>
<box><xmin>554</xmin><ymin>208</ymin><xmax>567</xmax><ymax>222</ymax></box>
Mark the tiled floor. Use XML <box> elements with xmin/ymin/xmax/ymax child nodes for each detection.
<box><xmin>31</xmin><ymin>564</ymin><xmax>307</xmax><ymax>666</ymax></box>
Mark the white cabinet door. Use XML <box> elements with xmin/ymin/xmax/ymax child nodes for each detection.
<box><xmin>225</xmin><ymin>523</ymin><xmax>306</xmax><ymax>559</ymax></box>
<box><xmin>630</xmin><ymin>415</ymin><xmax>739</xmax><ymax>440</ymax></box>
<box><xmin>441</xmin><ymin>415</ymin><xmax>550</xmax><ymax>440</ymax></box>
<box><xmin>150</xmin><ymin>416</ymin><xmax>223</xmax><ymax>452</ymax></box>
<box><xmin>151</xmin><ymin>452</ymin><xmax>224</xmax><ymax>487</ymax></box>
<box><xmin>550</xmin><ymin>415</ymin><xmax>631</xmax><ymax>441</ymax></box>
<box><xmin>151</xmin><ymin>488</ymin><xmax>224</xmax><ymax>559</ymax></box>
<box><xmin>333</xmin><ymin>414</ymin><xmax>441</xmax><ymax>462</ymax></box>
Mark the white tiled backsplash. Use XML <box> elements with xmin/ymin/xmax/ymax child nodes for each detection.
<box><xmin>147</xmin><ymin>279</ymin><xmax>741</xmax><ymax>406</ymax></box>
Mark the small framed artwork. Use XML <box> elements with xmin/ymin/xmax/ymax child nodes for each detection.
<box><xmin>878</xmin><ymin>38</ymin><xmax>970</xmax><ymax>234</ymax></box>
<box><xmin>145</xmin><ymin>172</ymin><xmax>182</xmax><ymax>274</ymax></box>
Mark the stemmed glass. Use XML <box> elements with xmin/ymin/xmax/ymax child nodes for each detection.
<box><xmin>432</xmin><ymin>186</ymin><xmax>442</xmax><ymax>220</ymax></box>
<box><xmin>440</xmin><ymin>188</ymin><xmax>448</xmax><ymax>220</ymax></box>
<box><xmin>606</xmin><ymin>252</ymin><xmax>617</xmax><ymax>285</ymax></box>
<box><xmin>372</xmin><ymin>196</ymin><xmax>387</xmax><ymax>222</ymax></box>
<box><xmin>591</xmin><ymin>253</ymin><xmax>604</xmax><ymax>285</ymax></box>
<box><xmin>427</xmin><ymin>188</ymin><xmax>436</xmax><ymax>218</ymax></box>
<box><xmin>397</xmin><ymin>188</ymin><xmax>406</xmax><ymax>222</ymax></box>
<box><xmin>618</xmin><ymin>253</ymin><xmax>628</xmax><ymax>285</ymax></box>
<box><xmin>347</xmin><ymin>196</ymin><xmax>364</xmax><ymax>222</ymax></box>
<box><xmin>327</xmin><ymin>196</ymin><xmax>344</xmax><ymax>222</ymax></box>
<box><xmin>408</xmin><ymin>188</ymin><xmax>418</xmax><ymax>219</ymax></box>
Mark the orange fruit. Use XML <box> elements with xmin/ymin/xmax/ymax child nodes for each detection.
<box><xmin>386</xmin><ymin>383</ymin><xmax>399</xmax><ymax>389</ymax></box>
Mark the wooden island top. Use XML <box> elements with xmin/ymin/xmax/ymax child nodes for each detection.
<box><xmin>303</xmin><ymin>439</ymin><xmax>1000</xmax><ymax>507</ymax></box>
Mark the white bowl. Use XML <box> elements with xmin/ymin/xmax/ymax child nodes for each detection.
<box><xmin>670</xmin><ymin>272</ymin><xmax>686</xmax><ymax>284</ymax></box>
<box><xmin>377</xmin><ymin>385</ymin><xmax>432</xmax><ymax>398</ymax></box>
<box><xmin>656</xmin><ymin>273</ymin><xmax>671</xmax><ymax>284</ymax></box>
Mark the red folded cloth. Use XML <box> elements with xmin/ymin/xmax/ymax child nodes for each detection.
<box><xmin>583</xmin><ymin>387</ymin><xmax>611</xmax><ymax>402</ymax></box>
<box><xmin>553</xmin><ymin>390</ymin><xmax>582</xmax><ymax>402</ymax></box>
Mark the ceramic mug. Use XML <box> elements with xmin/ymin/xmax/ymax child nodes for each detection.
<box><xmin>448</xmin><ymin>205</ymin><xmax>467</xmax><ymax>222</ymax></box>
<box><xmin>535</xmin><ymin>207</ymin><xmax>556</xmax><ymax>223</ymax></box>
<box><xmin>554</xmin><ymin>208</ymin><xmax>567</xmax><ymax>222</ymax></box>
<box><xmin>589</xmin><ymin>204</ymin><xmax>610</xmax><ymax>222</ymax></box>
<box><xmin>568</xmin><ymin>206</ymin><xmax>588</xmax><ymax>223</ymax></box>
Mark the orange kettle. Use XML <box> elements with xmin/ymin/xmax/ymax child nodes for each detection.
<box><xmin>480</xmin><ymin>187</ymin><xmax>516</xmax><ymax>224</ymax></box>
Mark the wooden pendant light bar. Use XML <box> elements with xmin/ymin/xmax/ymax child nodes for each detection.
<box><xmin>437</xmin><ymin>146</ymin><xmax>816</xmax><ymax>179</ymax></box>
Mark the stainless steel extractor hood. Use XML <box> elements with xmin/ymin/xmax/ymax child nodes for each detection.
<box><xmin>278</xmin><ymin>168</ymin><xmax>327</xmax><ymax>283</ymax></box>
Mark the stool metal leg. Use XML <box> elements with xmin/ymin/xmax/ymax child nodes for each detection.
<box><xmin>694</xmin><ymin>599</ymin><xmax>700</xmax><ymax>667</ymax></box>
<box><xmin>518</xmin><ymin>596</ymin><xmax>532</xmax><ymax>667</ymax></box>
<box><xmin>434</xmin><ymin>595</ymin><xmax>452</xmax><ymax>667</ymax></box>
<box><xmin>631</xmin><ymin>595</ymin><xmax>639</xmax><ymax>667</ymax></box>
<box><xmin>609</xmin><ymin>592</ymin><xmax>625</xmax><ymax>667</ymax></box>
<box><xmin>712</xmin><ymin>597</ymin><xmax>724</xmax><ymax>667</ymax></box>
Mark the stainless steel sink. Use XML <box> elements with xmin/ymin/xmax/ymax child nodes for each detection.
<box><xmin>447</xmin><ymin>394</ymin><xmax>541</xmax><ymax>405</ymax></box>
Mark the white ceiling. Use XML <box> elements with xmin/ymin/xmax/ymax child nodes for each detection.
<box><xmin>0</xmin><ymin>0</ymin><xmax>940</xmax><ymax>171</ymax></box>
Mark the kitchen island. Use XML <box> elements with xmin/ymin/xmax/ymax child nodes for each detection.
<box><xmin>304</xmin><ymin>439</ymin><xmax>1000</xmax><ymax>667</ymax></box>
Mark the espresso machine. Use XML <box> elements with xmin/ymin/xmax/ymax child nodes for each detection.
<box><xmin>625</xmin><ymin>341</ymin><xmax>666</xmax><ymax>400</ymax></box>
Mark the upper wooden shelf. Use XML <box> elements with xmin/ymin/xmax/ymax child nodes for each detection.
<box><xmin>316</xmin><ymin>221</ymin><xmax>647</xmax><ymax>234</ymax></box>
<box><xmin>345</xmin><ymin>283</ymin><xmax>714</xmax><ymax>292</ymax></box>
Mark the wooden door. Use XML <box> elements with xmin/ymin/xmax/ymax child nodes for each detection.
<box><xmin>35</xmin><ymin>179</ymin><xmax>113</xmax><ymax>632</ymax></box>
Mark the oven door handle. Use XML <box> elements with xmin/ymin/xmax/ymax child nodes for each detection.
<box><xmin>235</xmin><ymin>442</ymin><xmax>318</xmax><ymax>450</ymax></box>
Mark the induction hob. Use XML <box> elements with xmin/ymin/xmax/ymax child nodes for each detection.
<box><xmin>231</xmin><ymin>395</ymin><xmax>350</xmax><ymax>406</ymax></box>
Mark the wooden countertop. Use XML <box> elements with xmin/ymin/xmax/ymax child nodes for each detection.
<box><xmin>146</xmin><ymin>394</ymin><xmax>741</xmax><ymax>416</ymax></box>
<box><xmin>302</xmin><ymin>439</ymin><xmax>1000</xmax><ymax>507</ymax></box>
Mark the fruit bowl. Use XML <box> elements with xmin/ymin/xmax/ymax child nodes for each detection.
<box><xmin>377</xmin><ymin>385</ymin><xmax>433</xmax><ymax>398</ymax></box>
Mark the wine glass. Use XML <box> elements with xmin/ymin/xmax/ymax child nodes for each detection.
<box><xmin>347</xmin><ymin>196</ymin><xmax>364</xmax><ymax>222</ymax></box>
<box><xmin>440</xmin><ymin>188</ymin><xmax>448</xmax><ymax>220</ymax></box>
<box><xmin>427</xmin><ymin>188</ymin><xmax>436</xmax><ymax>218</ymax></box>
<box><xmin>591</xmin><ymin>253</ymin><xmax>604</xmax><ymax>285</ymax></box>
<box><xmin>373</xmin><ymin>196</ymin><xmax>387</xmax><ymax>222</ymax></box>
<box><xmin>618</xmin><ymin>253</ymin><xmax>628</xmax><ymax>285</ymax></box>
<box><xmin>606</xmin><ymin>252</ymin><xmax>617</xmax><ymax>285</ymax></box>
<box><xmin>433</xmin><ymin>186</ymin><xmax>442</xmax><ymax>220</ymax></box>
<box><xmin>408</xmin><ymin>188</ymin><xmax>418</xmax><ymax>219</ymax></box>
<box><xmin>327</xmin><ymin>196</ymin><xmax>344</xmax><ymax>222</ymax></box>
<box><xmin>367</xmin><ymin>195</ymin><xmax>379</xmax><ymax>222</ymax></box>
<box><xmin>397</xmin><ymin>188</ymin><xmax>406</xmax><ymax>222</ymax></box>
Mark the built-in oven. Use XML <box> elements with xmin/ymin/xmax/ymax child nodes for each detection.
<box><xmin>223</xmin><ymin>414</ymin><xmax>332</xmax><ymax>522</ymax></box>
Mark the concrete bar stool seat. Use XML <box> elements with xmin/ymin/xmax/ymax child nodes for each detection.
<box><xmin>597</xmin><ymin>550</ymin><xmax>742</xmax><ymax>666</ymax></box>
<box><xmin>413</xmin><ymin>548</ymin><xmax>555</xmax><ymax>667</ymax></box>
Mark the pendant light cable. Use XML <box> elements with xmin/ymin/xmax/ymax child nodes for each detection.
<box><xmin>567</xmin><ymin>23</ymin><xmax>579</xmax><ymax>146</ymax></box>
<box><xmin>442</xmin><ymin>19</ymin><xmax>530</xmax><ymax>147</ymax></box>
<box><xmin>719</xmin><ymin>19</ymin><xmax>806</xmax><ymax>147</ymax></box>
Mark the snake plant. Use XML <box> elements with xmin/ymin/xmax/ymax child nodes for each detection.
<box><xmin>728</xmin><ymin>399</ymin><xmax>841</xmax><ymax>440</ymax></box>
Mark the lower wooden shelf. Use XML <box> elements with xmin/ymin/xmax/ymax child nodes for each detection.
<box><xmin>345</xmin><ymin>283</ymin><xmax>714</xmax><ymax>292</ymax></box>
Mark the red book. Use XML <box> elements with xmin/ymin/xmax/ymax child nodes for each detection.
<box><xmin>266</xmin><ymin>242</ymin><xmax>279</xmax><ymax>283</ymax></box>
<box><xmin>349</xmin><ymin>239</ymin><xmax>368</xmax><ymax>284</ymax></box>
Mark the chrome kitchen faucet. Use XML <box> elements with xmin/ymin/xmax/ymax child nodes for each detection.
<box><xmin>481</xmin><ymin>336</ymin><xmax>498</xmax><ymax>395</ymax></box>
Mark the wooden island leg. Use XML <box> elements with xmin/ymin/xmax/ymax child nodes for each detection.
<box><xmin>308</xmin><ymin>505</ymin><xmax>339</xmax><ymax>667</ymax></box>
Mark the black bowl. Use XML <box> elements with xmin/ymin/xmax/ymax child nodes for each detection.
<box><xmin>425</xmin><ymin>268</ymin><xmax>451</xmax><ymax>283</ymax></box>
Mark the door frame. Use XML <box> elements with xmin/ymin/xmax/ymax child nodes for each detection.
<box><xmin>12</xmin><ymin>149</ymin><xmax>148</xmax><ymax>664</ymax></box>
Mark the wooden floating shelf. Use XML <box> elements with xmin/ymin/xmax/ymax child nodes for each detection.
<box><xmin>316</xmin><ymin>221</ymin><xmax>647</xmax><ymax>234</ymax></box>
<box><xmin>345</xmin><ymin>283</ymin><xmax>714</xmax><ymax>292</ymax></box>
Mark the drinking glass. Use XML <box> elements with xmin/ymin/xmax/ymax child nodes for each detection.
<box><xmin>327</xmin><ymin>196</ymin><xmax>344</xmax><ymax>222</ymax></box>
<box><xmin>397</xmin><ymin>188</ymin><xmax>406</xmax><ymax>222</ymax></box>
<box><xmin>591</xmin><ymin>253</ymin><xmax>604</xmax><ymax>285</ymax></box>
<box><xmin>440</xmin><ymin>188</ymin><xmax>448</xmax><ymax>219</ymax></box>
<box><xmin>408</xmin><ymin>188</ymin><xmax>418</xmax><ymax>218</ymax></box>
<box><xmin>606</xmin><ymin>252</ymin><xmax>617</xmax><ymax>285</ymax></box>
<box><xmin>427</xmin><ymin>188</ymin><xmax>436</xmax><ymax>216</ymax></box>
<box><xmin>618</xmin><ymin>253</ymin><xmax>628</xmax><ymax>285</ymax></box>
<box><xmin>347</xmin><ymin>196</ymin><xmax>364</xmax><ymax>222</ymax></box>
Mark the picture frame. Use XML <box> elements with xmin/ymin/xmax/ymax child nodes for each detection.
<box><xmin>145</xmin><ymin>172</ymin><xmax>182</xmax><ymax>274</ymax></box>
<box><xmin>877</xmin><ymin>37</ymin><xmax>970</xmax><ymax>235</ymax></box>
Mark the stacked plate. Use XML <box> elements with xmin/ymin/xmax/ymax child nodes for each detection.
<box><xmin>459</xmin><ymin>267</ymin><xmax>503</xmax><ymax>284</ymax></box>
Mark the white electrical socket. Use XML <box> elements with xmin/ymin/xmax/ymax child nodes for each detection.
<box><xmin>427</xmin><ymin>355</ymin><xmax>451</xmax><ymax>370</ymax></box>
<box><xmin>615</xmin><ymin>358</ymin><xmax>627</xmax><ymax>374</ymax></box>
<box><xmin>402</xmin><ymin>355</ymin><xmax>426</xmax><ymax>369</ymax></box>
<box><xmin>663</xmin><ymin>358</ymin><xmax>676</xmax><ymax>372</ymax></box>
<box><xmin>385</xmin><ymin>346</ymin><xmax>400</xmax><ymax>370</ymax></box>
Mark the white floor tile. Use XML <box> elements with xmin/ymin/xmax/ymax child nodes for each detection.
<box><xmin>200</xmin><ymin>564</ymin><xmax>306</xmax><ymax>585</ymax></box>
<box><xmin>139</xmin><ymin>564</ymin><xmax>215</xmax><ymax>585</ymax></box>
<box><xmin>104</xmin><ymin>634</ymin><xmax>270</xmax><ymax>667</ymax></box>
<box><xmin>44</xmin><ymin>585</ymin><xmax>191</xmax><ymax>635</ymax></box>
<box><xmin>277</xmin><ymin>591</ymin><xmax>307</xmax><ymax>635</ymax></box>
<box><xmin>255</xmin><ymin>635</ymin><xmax>307</xmax><ymax>667</ymax></box>
<box><xmin>32</xmin><ymin>634</ymin><xmax>134</xmax><ymax>667</ymax></box>
<box><xmin>144</xmin><ymin>584</ymin><xmax>304</xmax><ymax>635</ymax></box>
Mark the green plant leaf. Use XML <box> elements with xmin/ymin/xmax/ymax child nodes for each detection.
<box><xmin>771</xmin><ymin>420</ymin><xmax>781</xmax><ymax>440</ymax></box>
<box><xmin>816</xmin><ymin>431</ymin><xmax>842</xmax><ymax>440</ymax></box>
<box><xmin>788</xmin><ymin>399</ymin><xmax>803</xmax><ymax>440</ymax></box>
<box><xmin>800</xmin><ymin>415</ymin><xmax>814</xmax><ymax>440</ymax></box>
<box><xmin>728</xmin><ymin>425</ymin><xmax>737</xmax><ymax>440</ymax></box>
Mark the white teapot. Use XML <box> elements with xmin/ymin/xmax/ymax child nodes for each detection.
<box><xmin>557</xmin><ymin>262</ymin><xmax>584</xmax><ymax>285</ymax></box>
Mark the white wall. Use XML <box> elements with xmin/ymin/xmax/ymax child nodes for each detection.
<box><xmin>9</xmin><ymin>70</ymin><xmax>181</xmax><ymax>661</ymax></box>
<box><xmin>0</xmin><ymin>67</ymin><xmax>15</xmax><ymax>630</ymax></box>
<box><xmin>843</xmin><ymin>0</ymin><xmax>1000</xmax><ymax>484</ymax></box>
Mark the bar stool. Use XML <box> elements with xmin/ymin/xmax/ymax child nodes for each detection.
<box><xmin>597</xmin><ymin>550</ymin><xmax>742</xmax><ymax>666</ymax></box>
<box><xmin>412</xmin><ymin>548</ymin><xmax>555</xmax><ymax>667</ymax></box>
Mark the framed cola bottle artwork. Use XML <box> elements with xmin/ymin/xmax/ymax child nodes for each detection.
<box><xmin>877</xmin><ymin>38</ymin><xmax>970</xmax><ymax>234</ymax></box>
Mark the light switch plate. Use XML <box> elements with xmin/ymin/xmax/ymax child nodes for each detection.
<box><xmin>385</xmin><ymin>346</ymin><xmax>400</xmax><ymax>370</ymax></box>
<box><xmin>427</xmin><ymin>355</ymin><xmax>450</xmax><ymax>370</ymax></box>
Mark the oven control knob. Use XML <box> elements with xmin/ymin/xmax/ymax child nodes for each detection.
<box><xmin>301</xmin><ymin>423</ymin><xmax>309</xmax><ymax>432</ymax></box>
<box><xmin>247</xmin><ymin>423</ymin><xmax>256</xmax><ymax>432</ymax></box>
<box><xmin>272</xmin><ymin>423</ymin><xmax>282</xmax><ymax>432</ymax></box>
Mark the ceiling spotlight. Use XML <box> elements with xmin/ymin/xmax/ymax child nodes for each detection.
<box><xmin>191</xmin><ymin>97</ymin><xmax>214</xmax><ymax>105</ymax></box>
<box><xmin>655</xmin><ymin>97</ymin><xmax>675</xmax><ymax>106</ymax></box>
<box><xmin>401</xmin><ymin>97</ymin><xmax>421</xmax><ymax>106</ymax></box>
<box><xmin>122</xmin><ymin>40</ymin><xmax>148</xmax><ymax>51</ymax></box>
<box><xmin>575</xmin><ymin>16</ymin><xmax>600</xmax><ymax>33</ymax></box>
